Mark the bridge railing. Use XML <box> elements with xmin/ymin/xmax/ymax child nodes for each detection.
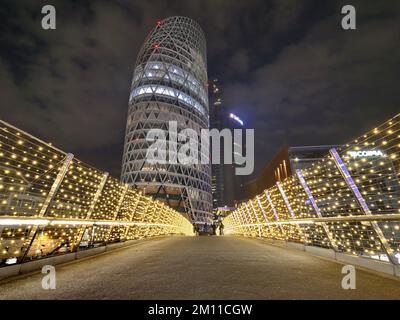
<box><xmin>224</xmin><ymin>114</ymin><xmax>400</xmax><ymax>265</ymax></box>
<box><xmin>0</xmin><ymin>120</ymin><xmax>192</xmax><ymax>267</ymax></box>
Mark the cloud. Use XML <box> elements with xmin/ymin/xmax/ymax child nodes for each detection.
<box><xmin>223</xmin><ymin>0</ymin><xmax>400</xmax><ymax>176</ymax></box>
<box><xmin>0</xmin><ymin>0</ymin><xmax>399</xmax><ymax>178</ymax></box>
<box><xmin>226</xmin><ymin>49</ymin><xmax>250</xmax><ymax>75</ymax></box>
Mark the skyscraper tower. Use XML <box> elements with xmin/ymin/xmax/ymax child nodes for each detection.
<box><xmin>210</xmin><ymin>79</ymin><xmax>246</xmax><ymax>210</ymax></box>
<box><xmin>210</xmin><ymin>79</ymin><xmax>224</xmax><ymax>212</ymax></box>
<box><xmin>121</xmin><ymin>16</ymin><xmax>212</xmax><ymax>224</ymax></box>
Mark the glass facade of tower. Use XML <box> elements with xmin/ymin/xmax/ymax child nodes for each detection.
<box><xmin>121</xmin><ymin>16</ymin><xmax>212</xmax><ymax>224</ymax></box>
<box><xmin>210</xmin><ymin>79</ymin><xmax>224</xmax><ymax>212</ymax></box>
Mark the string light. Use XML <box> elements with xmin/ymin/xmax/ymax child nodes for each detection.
<box><xmin>224</xmin><ymin>113</ymin><xmax>400</xmax><ymax>264</ymax></box>
<box><xmin>0</xmin><ymin>120</ymin><xmax>192</xmax><ymax>265</ymax></box>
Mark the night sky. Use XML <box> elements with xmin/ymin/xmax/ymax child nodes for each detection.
<box><xmin>1</xmin><ymin>0</ymin><xmax>399</xmax><ymax>181</ymax></box>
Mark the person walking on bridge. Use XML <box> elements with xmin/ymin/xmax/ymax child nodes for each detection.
<box><xmin>219</xmin><ymin>222</ymin><xmax>224</xmax><ymax>236</ymax></box>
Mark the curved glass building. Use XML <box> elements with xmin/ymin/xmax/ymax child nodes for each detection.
<box><xmin>121</xmin><ymin>16</ymin><xmax>212</xmax><ymax>224</ymax></box>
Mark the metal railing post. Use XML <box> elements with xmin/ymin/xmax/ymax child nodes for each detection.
<box><xmin>276</xmin><ymin>182</ymin><xmax>296</xmax><ymax>220</ymax></box>
<box><xmin>249</xmin><ymin>200</ymin><xmax>262</xmax><ymax>238</ymax></box>
<box><xmin>264</xmin><ymin>190</ymin><xmax>286</xmax><ymax>239</ymax></box>
<box><xmin>231</xmin><ymin>212</ymin><xmax>243</xmax><ymax>235</ymax></box>
<box><xmin>256</xmin><ymin>195</ymin><xmax>272</xmax><ymax>235</ymax></box>
<box><xmin>123</xmin><ymin>192</ymin><xmax>142</xmax><ymax>239</ymax></box>
<box><xmin>244</xmin><ymin>203</ymin><xmax>257</xmax><ymax>237</ymax></box>
<box><xmin>238</xmin><ymin>207</ymin><xmax>250</xmax><ymax>237</ymax></box>
<box><xmin>276</xmin><ymin>181</ymin><xmax>305</xmax><ymax>243</ymax></box>
<box><xmin>105</xmin><ymin>184</ymin><xmax>129</xmax><ymax>242</ymax></box>
<box><xmin>75</xmin><ymin>172</ymin><xmax>109</xmax><ymax>249</ymax></box>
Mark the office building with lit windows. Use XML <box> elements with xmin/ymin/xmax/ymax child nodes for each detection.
<box><xmin>209</xmin><ymin>79</ymin><xmax>246</xmax><ymax>209</ymax></box>
<box><xmin>121</xmin><ymin>16</ymin><xmax>212</xmax><ymax>224</ymax></box>
<box><xmin>210</xmin><ymin>79</ymin><xmax>224</xmax><ymax>212</ymax></box>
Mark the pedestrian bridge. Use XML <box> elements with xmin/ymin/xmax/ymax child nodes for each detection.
<box><xmin>0</xmin><ymin>114</ymin><xmax>399</xmax><ymax>299</ymax></box>
<box><xmin>1</xmin><ymin>236</ymin><xmax>400</xmax><ymax>299</ymax></box>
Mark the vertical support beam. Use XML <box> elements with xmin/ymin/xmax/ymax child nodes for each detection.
<box><xmin>244</xmin><ymin>203</ymin><xmax>256</xmax><ymax>237</ymax></box>
<box><xmin>264</xmin><ymin>190</ymin><xmax>280</xmax><ymax>222</ymax></box>
<box><xmin>21</xmin><ymin>153</ymin><xmax>74</xmax><ymax>261</ymax></box>
<box><xmin>256</xmin><ymin>195</ymin><xmax>271</xmax><ymax>233</ymax></box>
<box><xmin>248</xmin><ymin>201</ymin><xmax>262</xmax><ymax>238</ymax></box>
<box><xmin>88</xmin><ymin>173</ymin><xmax>109</xmax><ymax>218</ymax></box>
<box><xmin>233</xmin><ymin>211</ymin><xmax>245</xmax><ymax>235</ymax></box>
<box><xmin>296</xmin><ymin>169</ymin><xmax>338</xmax><ymax>250</ymax></box>
<box><xmin>123</xmin><ymin>193</ymin><xmax>139</xmax><ymax>239</ymax></box>
<box><xmin>283</xmin><ymin>160</ymin><xmax>288</xmax><ymax>178</ymax></box>
<box><xmin>239</xmin><ymin>207</ymin><xmax>248</xmax><ymax>225</ymax></box>
<box><xmin>230</xmin><ymin>212</ymin><xmax>239</xmax><ymax>233</ymax></box>
<box><xmin>276</xmin><ymin>181</ymin><xmax>304</xmax><ymax>241</ymax></box>
<box><xmin>238</xmin><ymin>207</ymin><xmax>250</xmax><ymax>236</ymax></box>
<box><xmin>329</xmin><ymin>148</ymin><xmax>396</xmax><ymax>264</ymax></box>
<box><xmin>156</xmin><ymin>202</ymin><xmax>162</xmax><ymax>225</ymax></box>
<box><xmin>256</xmin><ymin>196</ymin><xmax>269</xmax><ymax>224</ymax></box>
<box><xmin>76</xmin><ymin>172</ymin><xmax>109</xmax><ymax>248</ymax></box>
<box><xmin>264</xmin><ymin>190</ymin><xmax>286</xmax><ymax>238</ymax></box>
<box><xmin>243</xmin><ymin>204</ymin><xmax>254</xmax><ymax>225</ymax></box>
<box><xmin>40</xmin><ymin>153</ymin><xmax>75</xmax><ymax>217</ymax></box>
<box><xmin>124</xmin><ymin>193</ymin><xmax>145</xmax><ymax>239</ymax></box>
<box><xmin>105</xmin><ymin>184</ymin><xmax>129</xmax><ymax>242</ymax></box>
<box><xmin>276</xmin><ymin>182</ymin><xmax>296</xmax><ymax>219</ymax></box>
<box><xmin>183</xmin><ymin>186</ymin><xmax>195</xmax><ymax>223</ymax></box>
<box><xmin>155</xmin><ymin>202</ymin><xmax>164</xmax><ymax>236</ymax></box>
<box><xmin>140</xmin><ymin>198</ymin><xmax>151</xmax><ymax>238</ymax></box>
<box><xmin>240</xmin><ymin>206</ymin><xmax>252</xmax><ymax>237</ymax></box>
<box><xmin>237</xmin><ymin>210</ymin><xmax>248</xmax><ymax>235</ymax></box>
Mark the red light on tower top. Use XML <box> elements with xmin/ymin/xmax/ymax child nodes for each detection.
<box><xmin>156</xmin><ymin>19</ymin><xmax>162</xmax><ymax>26</ymax></box>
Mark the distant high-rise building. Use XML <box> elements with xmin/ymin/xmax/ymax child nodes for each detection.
<box><xmin>209</xmin><ymin>79</ymin><xmax>245</xmax><ymax>210</ymax></box>
<box><xmin>210</xmin><ymin>79</ymin><xmax>224</xmax><ymax>212</ymax></box>
<box><xmin>121</xmin><ymin>16</ymin><xmax>212</xmax><ymax>224</ymax></box>
<box><xmin>242</xmin><ymin>144</ymin><xmax>342</xmax><ymax>199</ymax></box>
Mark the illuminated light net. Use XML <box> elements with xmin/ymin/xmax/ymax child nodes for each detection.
<box><xmin>0</xmin><ymin>120</ymin><xmax>192</xmax><ymax>267</ymax></box>
<box><xmin>224</xmin><ymin>113</ymin><xmax>400</xmax><ymax>265</ymax></box>
<box><xmin>121</xmin><ymin>16</ymin><xmax>212</xmax><ymax>224</ymax></box>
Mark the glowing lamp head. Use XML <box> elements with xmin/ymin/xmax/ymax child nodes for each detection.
<box><xmin>229</xmin><ymin>113</ymin><xmax>244</xmax><ymax>126</ymax></box>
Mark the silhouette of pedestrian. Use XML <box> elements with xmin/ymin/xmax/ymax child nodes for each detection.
<box><xmin>219</xmin><ymin>222</ymin><xmax>224</xmax><ymax>236</ymax></box>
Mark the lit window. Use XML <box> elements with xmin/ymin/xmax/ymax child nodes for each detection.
<box><xmin>130</xmin><ymin>85</ymin><xmax>206</xmax><ymax>115</ymax></box>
